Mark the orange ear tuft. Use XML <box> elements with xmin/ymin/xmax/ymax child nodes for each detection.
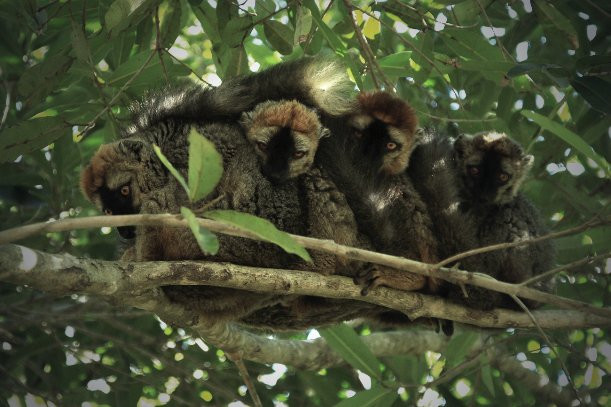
<box><xmin>357</xmin><ymin>91</ymin><xmax>418</xmax><ymax>136</ymax></box>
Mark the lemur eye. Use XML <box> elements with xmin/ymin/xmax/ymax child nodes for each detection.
<box><xmin>257</xmin><ymin>142</ymin><xmax>267</xmax><ymax>152</ymax></box>
<box><xmin>499</xmin><ymin>173</ymin><xmax>510</xmax><ymax>182</ymax></box>
<box><xmin>104</xmin><ymin>208</ymin><xmax>112</xmax><ymax>215</ymax></box>
<box><xmin>120</xmin><ymin>185</ymin><xmax>130</xmax><ymax>196</ymax></box>
<box><xmin>468</xmin><ymin>166</ymin><xmax>480</xmax><ymax>176</ymax></box>
<box><xmin>386</xmin><ymin>142</ymin><xmax>397</xmax><ymax>151</ymax></box>
<box><xmin>293</xmin><ymin>151</ymin><xmax>306</xmax><ymax>159</ymax></box>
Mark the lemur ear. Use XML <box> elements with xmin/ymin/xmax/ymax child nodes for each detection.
<box><xmin>522</xmin><ymin>154</ymin><xmax>535</xmax><ymax>172</ymax></box>
<box><xmin>240</xmin><ymin>111</ymin><xmax>255</xmax><ymax>128</ymax></box>
<box><xmin>319</xmin><ymin>126</ymin><xmax>331</xmax><ymax>139</ymax></box>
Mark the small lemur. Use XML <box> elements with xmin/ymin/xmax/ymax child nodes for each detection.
<box><xmin>408</xmin><ymin>130</ymin><xmax>554</xmax><ymax>310</ymax></box>
<box><xmin>129</xmin><ymin>99</ymin><xmax>362</xmax><ymax>323</ymax></box>
<box><xmin>451</xmin><ymin>131</ymin><xmax>555</xmax><ymax>309</ymax></box>
<box><xmin>319</xmin><ymin>91</ymin><xmax>440</xmax><ymax>294</ymax></box>
<box><xmin>80</xmin><ymin>56</ymin><xmax>354</xmax><ymax>239</ymax></box>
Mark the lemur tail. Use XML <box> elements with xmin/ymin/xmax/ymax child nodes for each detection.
<box><xmin>127</xmin><ymin>56</ymin><xmax>354</xmax><ymax>135</ymax></box>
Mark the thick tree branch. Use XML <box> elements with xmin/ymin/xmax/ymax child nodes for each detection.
<box><xmin>1</xmin><ymin>244</ymin><xmax>608</xmax><ymax>330</ymax></box>
<box><xmin>1</xmin><ymin>214</ymin><xmax>609</xmax><ymax>319</ymax></box>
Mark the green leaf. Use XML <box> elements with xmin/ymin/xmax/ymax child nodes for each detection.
<box><xmin>105</xmin><ymin>0</ymin><xmax>151</xmax><ymax>36</ymax></box>
<box><xmin>263</xmin><ymin>20</ymin><xmax>294</xmax><ymax>55</ymax></box>
<box><xmin>0</xmin><ymin>117</ymin><xmax>70</xmax><ymax>163</ymax></box>
<box><xmin>334</xmin><ymin>386</ymin><xmax>398</xmax><ymax>407</ymax></box>
<box><xmin>188</xmin><ymin>128</ymin><xmax>223</xmax><ymax>202</ymax></box>
<box><xmin>378</xmin><ymin>51</ymin><xmax>412</xmax><ymax>77</ymax></box>
<box><xmin>459</xmin><ymin>60</ymin><xmax>514</xmax><ymax>72</ymax></box>
<box><xmin>319</xmin><ymin>324</ymin><xmax>382</xmax><ymax>381</ymax></box>
<box><xmin>221</xmin><ymin>16</ymin><xmax>253</xmax><ymax>47</ymax></box>
<box><xmin>570</xmin><ymin>76</ymin><xmax>611</xmax><ymax>115</ymax></box>
<box><xmin>521</xmin><ymin>110</ymin><xmax>610</xmax><ymax>177</ymax></box>
<box><xmin>106</xmin><ymin>51</ymin><xmax>190</xmax><ymax>88</ymax></box>
<box><xmin>180</xmin><ymin>207</ymin><xmax>219</xmax><ymax>255</ymax></box>
<box><xmin>444</xmin><ymin>331</ymin><xmax>479</xmax><ymax>367</ymax></box>
<box><xmin>203</xmin><ymin>210</ymin><xmax>311</xmax><ymax>262</ymax></box>
<box><xmin>294</xmin><ymin>6</ymin><xmax>313</xmax><ymax>46</ymax></box>
<box><xmin>576</xmin><ymin>55</ymin><xmax>611</xmax><ymax>76</ymax></box>
<box><xmin>71</xmin><ymin>22</ymin><xmax>91</xmax><ymax>64</ymax></box>
<box><xmin>481</xmin><ymin>359</ymin><xmax>496</xmax><ymax>397</ymax></box>
<box><xmin>152</xmin><ymin>144</ymin><xmax>190</xmax><ymax>196</ymax></box>
<box><xmin>159</xmin><ymin>0</ymin><xmax>183</xmax><ymax>48</ymax></box>
<box><xmin>533</xmin><ymin>1</ymin><xmax>579</xmax><ymax>49</ymax></box>
<box><xmin>304</xmin><ymin>0</ymin><xmax>346</xmax><ymax>52</ymax></box>
<box><xmin>17</xmin><ymin>54</ymin><xmax>74</xmax><ymax>110</ymax></box>
<box><xmin>190</xmin><ymin>1</ymin><xmax>220</xmax><ymax>43</ymax></box>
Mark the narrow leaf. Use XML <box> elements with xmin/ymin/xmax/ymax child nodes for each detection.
<box><xmin>181</xmin><ymin>207</ymin><xmax>219</xmax><ymax>255</ymax></box>
<box><xmin>334</xmin><ymin>386</ymin><xmax>397</xmax><ymax>407</ymax></box>
<box><xmin>480</xmin><ymin>359</ymin><xmax>496</xmax><ymax>397</ymax></box>
<box><xmin>152</xmin><ymin>144</ymin><xmax>190</xmax><ymax>196</ymax></box>
<box><xmin>71</xmin><ymin>22</ymin><xmax>91</xmax><ymax>63</ymax></box>
<box><xmin>570</xmin><ymin>76</ymin><xmax>611</xmax><ymax>115</ymax></box>
<box><xmin>294</xmin><ymin>6</ymin><xmax>313</xmax><ymax>46</ymax></box>
<box><xmin>319</xmin><ymin>324</ymin><xmax>382</xmax><ymax>381</ymax></box>
<box><xmin>521</xmin><ymin>110</ymin><xmax>610</xmax><ymax>176</ymax></box>
<box><xmin>203</xmin><ymin>210</ymin><xmax>311</xmax><ymax>262</ymax></box>
<box><xmin>378</xmin><ymin>51</ymin><xmax>412</xmax><ymax>76</ymax></box>
<box><xmin>105</xmin><ymin>0</ymin><xmax>149</xmax><ymax>36</ymax></box>
<box><xmin>263</xmin><ymin>20</ymin><xmax>294</xmax><ymax>55</ymax></box>
<box><xmin>444</xmin><ymin>331</ymin><xmax>479</xmax><ymax>367</ymax></box>
<box><xmin>0</xmin><ymin>118</ymin><xmax>70</xmax><ymax>163</ymax></box>
<box><xmin>188</xmin><ymin>128</ymin><xmax>223</xmax><ymax>202</ymax></box>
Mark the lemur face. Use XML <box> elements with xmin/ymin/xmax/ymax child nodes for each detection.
<box><xmin>80</xmin><ymin>139</ymin><xmax>166</xmax><ymax>239</ymax></box>
<box><xmin>455</xmin><ymin>132</ymin><xmax>534</xmax><ymax>205</ymax></box>
<box><xmin>241</xmin><ymin>100</ymin><xmax>329</xmax><ymax>184</ymax></box>
<box><xmin>350</xmin><ymin>92</ymin><xmax>419</xmax><ymax>175</ymax></box>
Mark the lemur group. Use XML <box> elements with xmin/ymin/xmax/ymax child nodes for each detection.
<box><xmin>80</xmin><ymin>56</ymin><xmax>554</xmax><ymax>335</ymax></box>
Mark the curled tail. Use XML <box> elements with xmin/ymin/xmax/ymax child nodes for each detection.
<box><xmin>126</xmin><ymin>56</ymin><xmax>354</xmax><ymax>135</ymax></box>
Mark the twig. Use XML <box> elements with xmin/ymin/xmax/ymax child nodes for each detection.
<box><xmin>155</xmin><ymin>6</ymin><xmax>169</xmax><ymax>83</ymax></box>
<box><xmin>78</xmin><ymin>50</ymin><xmax>156</xmax><ymax>141</ymax></box>
<box><xmin>342</xmin><ymin>0</ymin><xmax>394</xmax><ymax>91</ymax></box>
<box><xmin>511</xmin><ymin>295</ymin><xmax>583</xmax><ymax>404</ymax></box>
<box><xmin>521</xmin><ymin>252</ymin><xmax>610</xmax><ymax>286</ymax></box>
<box><xmin>0</xmin><ymin>78</ymin><xmax>11</xmax><ymax>131</ymax></box>
<box><xmin>473</xmin><ymin>0</ymin><xmax>511</xmax><ymax>62</ymax></box>
<box><xmin>354</xmin><ymin>5</ymin><xmax>465</xmax><ymax>109</ymax></box>
<box><xmin>437</xmin><ymin>216</ymin><xmax>610</xmax><ymax>267</ymax></box>
<box><xmin>163</xmin><ymin>49</ymin><xmax>213</xmax><ymax>86</ymax></box>
<box><xmin>227</xmin><ymin>353</ymin><xmax>262</xmax><ymax>407</ymax></box>
<box><xmin>1</xmin><ymin>215</ymin><xmax>610</xmax><ymax>318</ymax></box>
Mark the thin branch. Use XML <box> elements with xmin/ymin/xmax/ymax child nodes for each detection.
<box><xmin>78</xmin><ymin>50</ymin><xmax>156</xmax><ymax>141</ymax></box>
<box><xmin>227</xmin><ymin>353</ymin><xmax>262</xmax><ymax>407</ymax></box>
<box><xmin>437</xmin><ymin>216</ymin><xmax>610</xmax><ymax>267</ymax></box>
<box><xmin>155</xmin><ymin>6</ymin><xmax>169</xmax><ymax>83</ymax></box>
<box><xmin>355</xmin><ymin>6</ymin><xmax>465</xmax><ymax>109</ymax></box>
<box><xmin>342</xmin><ymin>0</ymin><xmax>394</xmax><ymax>91</ymax></box>
<box><xmin>1</xmin><ymin>215</ymin><xmax>610</xmax><ymax>319</ymax></box>
<box><xmin>521</xmin><ymin>252</ymin><xmax>610</xmax><ymax>287</ymax></box>
<box><xmin>511</xmin><ymin>295</ymin><xmax>582</xmax><ymax>403</ymax></box>
<box><xmin>473</xmin><ymin>0</ymin><xmax>511</xmax><ymax>62</ymax></box>
<box><xmin>1</xmin><ymin>244</ymin><xmax>609</xmax><ymax>329</ymax></box>
<box><xmin>0</xmin><ymin>78</ymin><xmax>11</xmax><ymax>131</ymax></box>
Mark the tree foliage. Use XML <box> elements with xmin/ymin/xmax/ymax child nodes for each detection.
<box><xmin>0</xmin><ymin>0</ymin><xmax>609</xmax><ymax>405</ymax></box>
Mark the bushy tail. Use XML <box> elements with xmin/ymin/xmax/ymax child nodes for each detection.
<box><xmin>126</xmin><ymin>56</ymin><xmax>355</xmax><ymax>135</ymax></box>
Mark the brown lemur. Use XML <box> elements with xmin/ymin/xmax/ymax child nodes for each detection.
<box><xmin>80</xmin><ymin>56</ymin><xmax>354</xmax><ymax>240</ymax></box>
<box><xmin>408</xmin><ymin>130</ymin><xmax>555</xmax><ymax>311</ymax></box>
<box><xmin>312</xmin><ymin>91</ymin><xmax>455</xmax><ymax>335</ymax></box>
<box><xmin>79</xmin><ymin>57</ymin><xmax>358</xmax><ymax>323</ymax></box>
<box><xmin>318</xmin><ymin>91</ymin><xmax>440</xmax><ymax>294</ymax></box>
<box><xmin>451</xmin><ymin>131</ymin><xmax>555</xmax><ymax>309</ymax></box>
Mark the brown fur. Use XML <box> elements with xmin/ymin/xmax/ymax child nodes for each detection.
<box><xmin>249</xmin><ymin>100</ymin><xmax>320</xmax><ymax>135</ymax></box>
<box><xmin>357</xmin><ymin>91</ymin><xmax>418</xmax><ymax>135</ymax></box>
<box><xmin>80</xmin><ymin>144</ymin><xmax>119</xmax><ymax>203</ymax></box>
